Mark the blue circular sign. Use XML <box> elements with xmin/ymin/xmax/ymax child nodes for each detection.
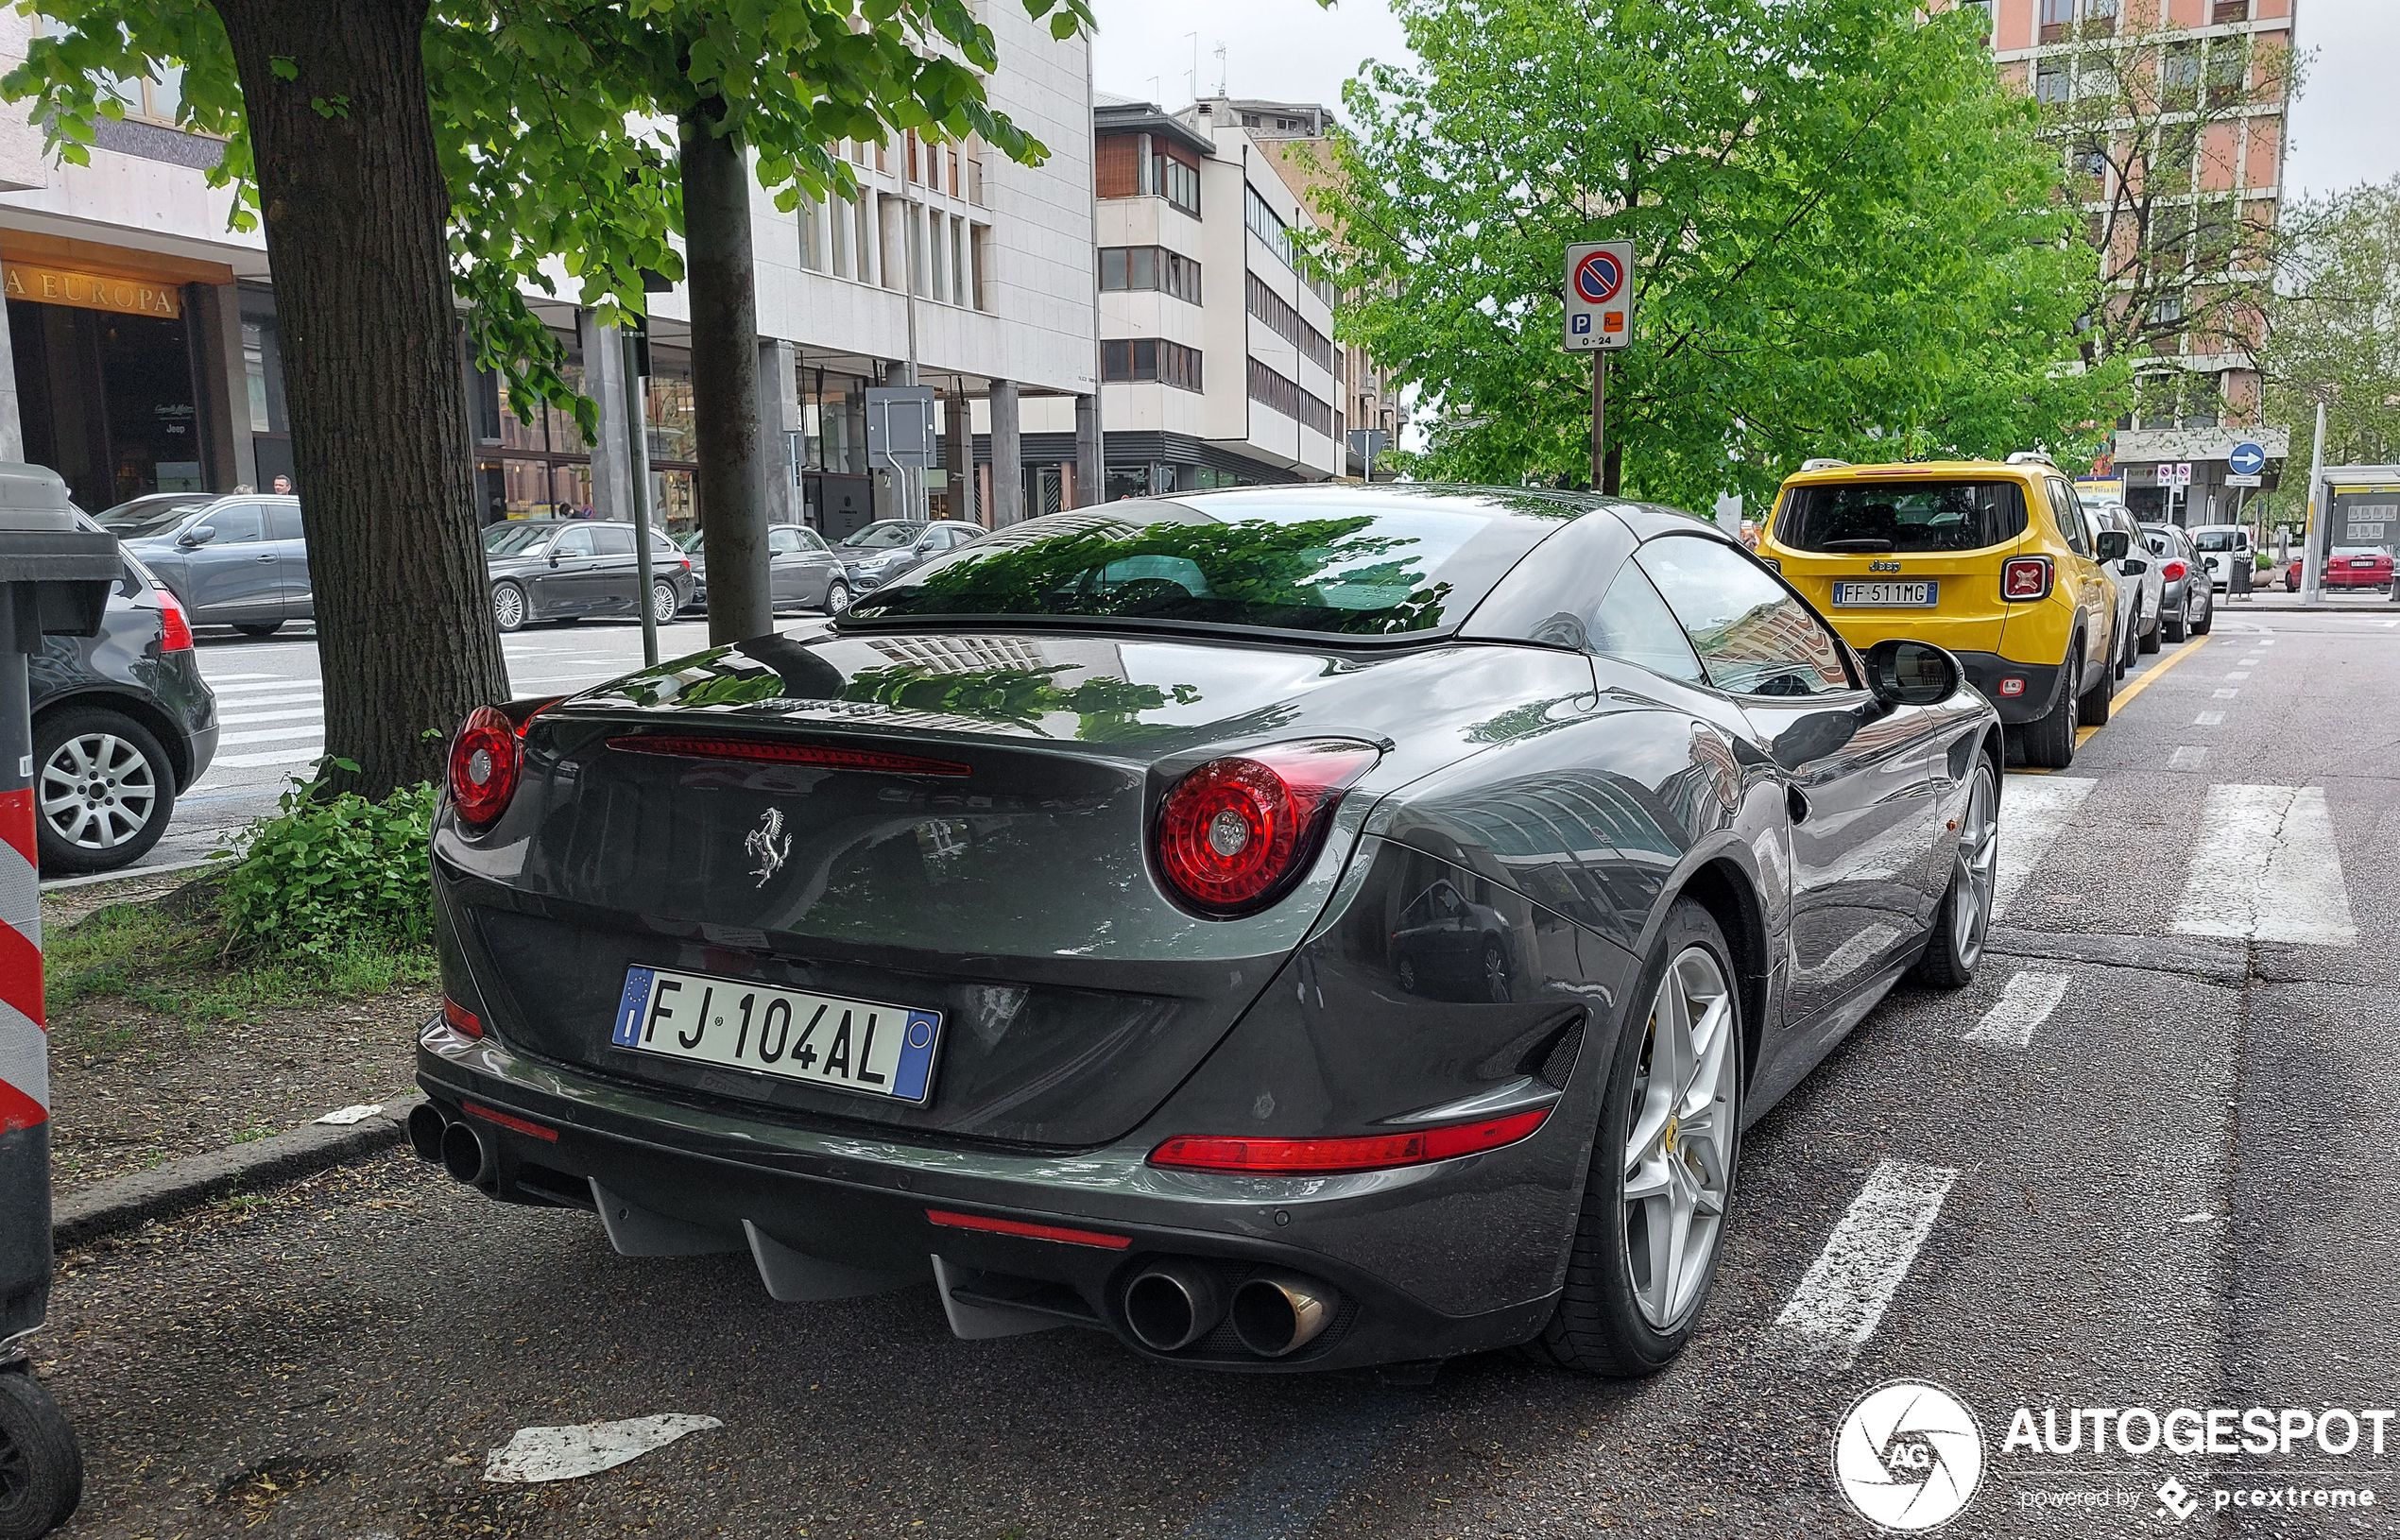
<box><xmin>1574</xmin><ymin>249</ymin><xmax>1625</xmax><ymax>306</ymax></box>
<box><xmin>2230</xmin><ymin>441</ymin><xmax>2267</xmax><ymax>475</ymax></box>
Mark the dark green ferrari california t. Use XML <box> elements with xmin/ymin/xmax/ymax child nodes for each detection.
<box><xmin>414</xmin><ymin>484</ymin><xmax>2001</xmax><ymax>1376</ymax></box>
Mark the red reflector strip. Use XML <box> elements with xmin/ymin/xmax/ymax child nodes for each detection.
<box><xmin>461</xmin><ymin>1101</ymin><xmax>558</xmax><ymax>1142</ymax></box>
<box><xmin>609</xmin><ymin>735</ymin><xmax>969</xmax><ymax>777</ymax></box>
<box><xmin>924</xmin><ymin>1208</ymin><xmax>1132</xmax><ymax>1250</ymax></box>
<box><xmin>1149</xmin><ymin>1107</ymin><xmax>1551</xmax><ymax>1175</ymax></box>
<box><xmin>442</xmin><ymin>995</ymin><xmax>484</xmax><ymax>1038</ymax></box>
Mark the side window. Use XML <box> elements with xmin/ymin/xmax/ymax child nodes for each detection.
<box><xmin>200</xmin><ymin>503</ymin><xmax>266</xmax><ymax>544</ymax></box>
<box><xmin>768</xmin><ymin>527</ymin><xmax>799</xmax><ymax>554</ymax></box>
<box><xmin>1586</xmin><ymin>563</ymin><xmax>1707</xmax><ymax>686</ymax></box>
<box><xmin>591</xmin><ymin>525</ymin><xmax>636</xmax><ymax>557</ymax></box>
<box><xmin>551</xmin><ymin>527</ymin><xmax>594</xmax><ymax>558</ymax></box>
<box><xmin>797</xmin><ymin>529</ymin><xmax>829</xmax><ymax>552</ymax></box>
<box><xmin>2048</xmin><ymin>483</ymin><xmax>2090</xmax><ymax>556</ymax></box>
<box><xmin>267</xmin><ymin>503</ymin><xmax>305</xmax><ymax>541</ymax></box>
<box><xmin>1636</xmin><ymin>536</ymin><xmax>1853</xmax><ymax>698</ymax></box>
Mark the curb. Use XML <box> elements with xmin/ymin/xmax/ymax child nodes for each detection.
<box><xmin>51</xmin><ymin>1096</ymin><xmax>423</xmax><ymax>1248</ymax></box>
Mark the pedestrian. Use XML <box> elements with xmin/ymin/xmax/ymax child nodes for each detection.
<box><xmin>271</xmin><ymin>474</ymin><xmax>293</xmax><ymax>495</ymax></box>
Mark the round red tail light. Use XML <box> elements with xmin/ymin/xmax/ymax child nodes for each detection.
<box><xmin>1155</xmin><ymin>740</ymin><xmax>1380</xmax><ymax>915</ymax></box>
<box><xmin>447</xmin><ymin>706</ymin><xmax>521</xmax><ymax>828</ymax></box>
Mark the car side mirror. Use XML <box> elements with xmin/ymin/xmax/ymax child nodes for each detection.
<box><xmin>548</xmin><ymin>550</ymin><xmax>563</xmax><ymax>566</ymax></box>
<box><xmin>178</xmin><ymin>525</ymin><xmax>215</xmax><ymax>548</ymax></box>
<box><xmin>1862</xmin><ymin>639</ymin><xmax>1961</xmax><ymax>709</ymax></box>
<box><xmin>2096</xmin><ymin>529</ymin><xmax>2131</xmax><ymax>561</ymax></box>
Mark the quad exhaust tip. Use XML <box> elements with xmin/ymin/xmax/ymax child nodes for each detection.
<box><xmin>1230</xmin><ymin>1271</ymin><xmax>1335</xmax><ymax>1359</ymax></box>
<box><xmin>405</xmin><ymin>1103</ymin><xmax>448</xmax><ymax>1163</ymax></box>
<box><xmin>1123</xmin><ymin>1262</ymin><xmax>1227</xmax><ymax>1353</ymax></box>
<box><xmin>439</xmin><ymin>1118</ymin><xmax>495</xmax><ymax>1188</ymax></box>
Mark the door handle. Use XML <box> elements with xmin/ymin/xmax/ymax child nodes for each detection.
<box><xmin>1786</xmin><ymin>785</ymin><xmax>1811</xmax><ymax>824</ymax></box>
<box><xmin>257</xmin><ymin>553</ymin><xmax>276</xmax><ymax>561</ymax></box>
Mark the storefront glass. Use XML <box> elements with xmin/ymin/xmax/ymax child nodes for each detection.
<box><xmin>7</xmin><ymin>291</ymin><xmax>205</xmax><ymax>514</ymax></box>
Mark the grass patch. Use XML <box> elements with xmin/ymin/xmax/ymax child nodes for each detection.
<box><xmin>44</xmin><ymin>890</ymin><xmax>435</xmax><ymax>1025</ymax></box>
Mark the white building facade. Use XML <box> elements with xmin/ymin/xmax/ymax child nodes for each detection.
<box><xmin>0</xmin><ymin>9</ymin><xmax>1100</xmax><ymax>538</ymax></box>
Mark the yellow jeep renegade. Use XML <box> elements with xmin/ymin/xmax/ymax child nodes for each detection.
<box><xmin>1754</xmin><ymin>458</ymin><xmax>2125</xmax><ymax>769</ymax></box>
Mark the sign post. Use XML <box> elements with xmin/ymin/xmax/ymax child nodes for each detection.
<box><xmin>1563</xmin><ymin>240</ymin><xmax>1635</xmax><ymax>491</ymax></box>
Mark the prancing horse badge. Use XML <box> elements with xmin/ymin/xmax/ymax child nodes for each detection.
<box><xmin>745</xmin><ymin>808</ymin><xmax>792</xmax><ymax>888</ymax></box>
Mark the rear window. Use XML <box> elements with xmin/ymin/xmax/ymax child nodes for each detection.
<box><xmin>1774</xmin><ymin>481</ymin><xmax>2028</xmax><ymax>554</ymax></box>
<box><xmin>843</xmin><ymin>490</ymin><xmax>1573</xmax><ymax>639</ymax></box>
<box><xmin>2192</xmin><ymin>529</ymin><xmax>2242</xmax><ymax>552</ymax></box>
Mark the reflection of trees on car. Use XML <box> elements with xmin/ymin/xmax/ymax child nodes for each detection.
<box><xmin>844</xmin><ymin>662</ymin><xmax>1201</xmax><ymax>740</ymax></box>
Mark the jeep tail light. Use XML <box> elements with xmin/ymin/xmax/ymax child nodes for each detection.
<box><xmin>2160</xmin><ymin>559</ymin><xmax>2187</xmax><ymax>583</ymax></box>
<box><xmin>1150</xmin><ymin>1107</ymin><xmax>1551</xmax><ymax>1174</ymax></box>
<box><xmin>156</xmin><ymin>590</ymin><xmax>194</xmax><ymax>653</ymax></box>
<box><xmin>2001</xmin><ymin>556</ymin><xmax>2053</xmax><ymax>601</ymax></box>
<box><xmin>447</xmin><ymin>706</ymin><xmax>522</xmax><ymax>828</ymax></box>
<box><xmin>1155</xmin><ymin>739</ymin><xmax>1380</xmax><ymax>916</ymax></box>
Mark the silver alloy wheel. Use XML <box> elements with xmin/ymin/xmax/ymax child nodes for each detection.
<box><xmin>1622</xmin><ymin>944</ymin><xmax>1737</xmax><ymax>1330</ymax></box>
<box><xmin>651</xmin><ymin>581</ymin><xmax>677</xmax><ymax>625</ymax></box>
<box><xmin>39</xmin><ymin>731</ymin><xmax>159</xmax><ymax>852</ymax></box>
<box><xmin>1950</xmin><ymin>768</ymin><xmax>1998</xmax><ymax>970</ymax></box>
<box><xmin>493</xmin><ymin>583</ymin><xmax>524</xmax><ymax>631</ymax></box>
<box><xmin>826</xmin><ymin>581</ymin><xmax>851</xmax><ymax>616</ymax></box>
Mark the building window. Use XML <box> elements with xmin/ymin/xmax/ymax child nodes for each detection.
<box><xmin>2163</xmin><ymin>42</ymin><xmax>2203</xmax><ymax>97</ymax></box>
<box><xmin>1146</xmin><ymin>142</ymin><xmax>1201</xmax><ymax>217</ymax></box>
<box><xmin>1245</xmin><ymin>272</ymin><xmax>1334</xmax><ymax>370</ymax></box>
<box><xmin>1243</xmin><ymin>183</ymin><xmax>1298</xmax><ymax>268</ymax></box>
<box><xmin>1104</xmin><ymin>338</ymin><xmax>1205</xmax><ymax>391</ymax></box>
<box><xmin>1245</xmin><ymin>358</ymin><xmax>1334</xmax><ymax>435</ymax></box>
<box><xmin>2207</xmin><ymin>41</ymin><xmax>2247</xmax><ymax>105</ymax></box>
<box><xmin>951</xmin><ymin>215</ymin><xmax>968</xmax><ymax>307</ymax></box>
<box><xmin>2212</xmin><ymin>0</ymin><xmax>2250</xmax><ymax>22</ymax></box>
<box><xmin>970</xmin><ymin>225</ymin><xmax>991</xmax><ymax>311</ymax></box>
<box><xmin>2084</xmin><ymin>0</ymin><xmax>2118</xmax><ymax>30</ymax></box>
<box><xmin>1961</xmin><ymin>0</ymin><xmax>1994</xmax><ymax>39</ymax></box>
<box><xmin>2034</xmin><ymin>59</ymin><xmax>2070</xmax><ymax>104</ymax></box>
<box><xmin>2039</xmin><ymin>0</ymin><xmax>2073</xmax><ymax>41</ymax></box>
<box><xmin>1100</xmin><ymin>246</ymin><xmax>1203</xmax><ymax>304</ymax></box>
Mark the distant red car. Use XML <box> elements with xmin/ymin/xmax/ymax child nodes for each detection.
<box><xmin>2286</xmin><ymin>547</ymin><xmax>2395</xmax><ymax>590</ymax></box>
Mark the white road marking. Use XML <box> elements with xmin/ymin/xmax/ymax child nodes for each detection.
<box><xmin>2169</xmin><ymin>746</ymin><xmax>2209</xmax><ymax>770</ymax></box>
<box><xmin>1964</xmin><ymin>971</ymin><xmax>2073</xmax><ymax>1048</ymax></box>
<box><xmin>483</xmin><ymin>1414</ymin><xmax>721</xmax><ymax>1484</ymax></box>
<box><xmin>1994</xmin><ymin>776</ymin><xmax>2094</xmax><ymax>920</ymax></box>
<box><xmin>2237</xmin><ymin>656</ymin><xmax>2262</xmax><ymax>665</ymax></box>
<box><xmin>216</xmin><ymin>707</ymin><xmax>325</xmax><ymax>727</ymax></box>
<box><xmin>2173</xmin><ymin>785</ymin><xmax>2358</xmax><ymax>947</ymax></box>
<box><xmin>208</xmin><ymin>680</ymin><xmax>324</xmax><ymax>695</ymax></box>
<box><xmin>195</xmin><ymin>672</ymin><xmax>286</xmax><ymax>684</ymax></box>
<box><xmin>2223</xmin><ymin>672</ymin><xmax>2251</xmax><ymax>681</ymax></box>
<box><xmin>2195</xmin><ymin>710</ymin><xmax>2225</xmax><ymax>726</ymax></box>
<box><xmin>1774</xmin><ymin>1160</ymin><xmax>1958</xmax><ymax>1356</ymax></box>
<box><xmin>2212</xmin><ymin>689</ymin><xmax>2238</xmax><ymax>699</ymax></box>
<box><xmin>217</xmin><ymin>726</ymin><xmax>327</xmax><ymax>746</ymax></box>
<box><xmin>208</xmin><ymin>745</ymin><xmax>332</xmax><ymax>770</ymax></box>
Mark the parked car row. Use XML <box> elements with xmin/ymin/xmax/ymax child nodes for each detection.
<box><xmin>2287</xmin><ymin>547</ymin><xmax>2394</xmax><ymax>591</ymax></box>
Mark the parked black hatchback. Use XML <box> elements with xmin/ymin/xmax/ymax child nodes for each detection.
<box><xmin>30</xmin><ymin>525</ymin><xmax>218</xmax><ymax>874</ymax></box>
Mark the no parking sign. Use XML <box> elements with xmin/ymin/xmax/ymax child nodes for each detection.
<box><xmin>1564</xmin><ymin>240</ymin><xmax>1635</xmax><ymax>351</ymax></box>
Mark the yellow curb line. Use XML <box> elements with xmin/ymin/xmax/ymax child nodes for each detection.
<box><xmin>2016</xmin><ymin>632</ymin><xmax>2211</xmax><ymax>774</ymax></box>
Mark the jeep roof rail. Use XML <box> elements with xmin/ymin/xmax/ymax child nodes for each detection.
<box><xmin>1799</xmin><ymin>457</ymin><xmax>1852</xmax><ymax>472</ymax></box>
<box><xmin>2005</xmin><ymin>451</ymin><xmax>2058</xmax><ymax>467</ymax></box>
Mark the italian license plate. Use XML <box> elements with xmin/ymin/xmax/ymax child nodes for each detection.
<box><xmin>610</xmin><ymin>966</ymin><xmax>942</xmax><ymax>1104</ymax></box>
<box><xmin>1833</xmin><ymin>580</ymin><xmax>1938</xmax><ymax>607</ymax></box>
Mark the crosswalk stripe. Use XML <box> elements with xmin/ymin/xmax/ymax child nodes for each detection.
<box><xmin>197</xmin><ymin>673</ymin><xmax>286</xmax><ymax>684</ymax></box>
<box><xmin>217</xmin><ymin>726</ymin><xmax>325</xmax><ymax>746</ymax></box>
<box><xmin>207</xmin><ymin>745</ymin><xmax>331</xmax><ymax>770</ymax></box>
<box><xmin>2173</xmin><ymin>785</ymin><xmax>2357</xmax><ymax>947</ymax></box>
<box><xmin>212</xmin><ymin>692</ymin><xmax>324</xmax><ymax>711</ymax></box>
<box><xmin>208</xmin><ymin>679</ymin><xmax>323</xmax><ymax>695</ymax></box>
<box><xmin>2169</xmin><ymin>746</ymin><xmax>2208</xmax><ymax>770</ymax></box>
<box><xmin>1773</xmin><ymin>1159</ymin><xmax>1958</xmax><ymax>1357</ymax></box>
<box><xmin>1963</xmin><ymin>971</ymin><xmax>2072</xmax><ymax>1048</ymax></box>
<box><xmin>216</xmin><ymin>707</ymin><xmax>324</xmax><ymax>727</ymax></box>
<box><xmin>1994</xmin><ymin>776</ymin><xmax>2094</xmax><ymax>920</ymax></box>
<box><xmin>2195</xmin><ymin>710</ymin><xmax>2225</xmax><ymax>725</ymax></box>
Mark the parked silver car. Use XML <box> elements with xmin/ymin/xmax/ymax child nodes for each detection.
<box><xmin>102</xmin><ymin>491</ymin><xmax>313</xmax><ymax>638</ymax></box>
<box><xmin>835</xmin><ymin>519</ymin><xmax>986</xmax><ymax>593</ymax></box>
<box><xmin>2140</xmin><ymin>522</ymin><xmax>2215</xmax><ymax>642</ymax></box>
<box><xmin>682</xmin><ymin>523</ymin><xmax>854</xmax><ymax>615</ymax></box>
<box><xmin>2085</xmin><ymin>499</ymin><xmax>2160</xmax><ymax>661</ymax></box>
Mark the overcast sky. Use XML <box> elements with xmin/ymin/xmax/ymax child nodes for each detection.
<box><xmin>1087</xmin><ymin>0</ymin><xmax>2397</xmax><ymax>201</ymax></box>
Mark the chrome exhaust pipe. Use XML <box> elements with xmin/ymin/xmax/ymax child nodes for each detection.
<box><xmin>1123</xmin><ymin>1262</ymin><xmax>1226</xmax><ymax>1353</ymax></box>
<box><xmin>439</xmin><ymin>1118</ymin><xmax>494</xmax><ymax>1187</ymax></box>
<box><xmin>406</xmin><ymin>1104</ymin><xmax>449</xmax><ymax>1163</ymax></box>
<box><xmin>1230</xmin><ymin>1272</ymin><xmax>1336</xmax><ymax>1359</ymax></box>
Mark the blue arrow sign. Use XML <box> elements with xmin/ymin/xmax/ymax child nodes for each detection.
<box><xmin>2229</xmin><ymin>441</ymin><xmax>2267</xmax><ymax>476</ymax></box>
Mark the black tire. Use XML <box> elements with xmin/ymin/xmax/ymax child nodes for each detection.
<box><xmin>0</xmin><ymin>1367</ymin><xmax>83</xmax><ymax>1538</ymax></box>
<box><xmin>2079</xmin><ymin>636</ymin><xmax>2115</xmax><ymax>725</ymax></box>
<box><xmin>30</xmin><ymin>708</ymin><xmax>176</xmax><ymax>876</ymax></box>
<box><xmin>1911</xmin><ymin>759</ymin><xmax>1997</xmax><ymax>989</ymax></box>
<box><xmin>234</xmin><ymin>621</ymin><xmax>282</xmax><ymax>638</ymax></box>
<box><xmin>824</xmin><ymin>580</ymin><xmax>852</xmax><ymax>616</ymax></box>
<box><xmin>649</xmin><ymin>581</ymin><xmax>678</xmax><ymax>625</ymax></box>
<box><xmin>2191</xmin><ymin>594</ymin><xmax>2212</xmax><ymax>635</ymax></box>
<box><xmin>2115</xmin><ymin>607</ymin><xmax>2134</xmax><ymax>678</ymax></box>
<box><xmin>2020</xmin><ymin>648</ymin><xmax>2079</xmax><ymax>769</ymax></box>
<box><xmin>1532</xmin><ymin>900</ymin><xmax>1742</xmax><ymax>1377</ymax></box>
<box><xmin>2138</xmin><ymin>605</ymin><xmax>2161</xmax><ymax>653</ymax></box>
<box><xmin>491</xmin><ymin>580</ymin><xmax>527</xmax><ymax>634</ymax></box>
<box><xmin>2163</xmin><ymin>601</ymin><xmax>2188</xmax><ymax>644</ymax></box>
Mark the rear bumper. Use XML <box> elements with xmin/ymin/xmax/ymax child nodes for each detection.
<box><xmin>416</xmin><ymin>1019</ymin><xmax>1563</xmax><ymax>1373</ymax></box>
<box><xmin>1955</xmin><ymin>650</ymin><xmax>2066</xmax><ymax>726</ymax></box>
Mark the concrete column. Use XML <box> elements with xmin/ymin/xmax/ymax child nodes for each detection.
<box><xmin>945</xmin><ymin>387</ymin><xmax>973</xmax><ymax>523</ymax></box>
<box><xmin>759</xmin><ymin>337</ymin><xmax>798</xmax><ymax>523</ymax></box>
<box><xmin>190</xmin><ymin>284</ymin><xmax>257</xmax><ymax>492</ymax></box>
<box><xmin>0</xmin><ymin>293</ymin><xmax>23</xmax><ymax>463</ymax></box>
<box><xmin>1073</xmin><ymin>393</ymin><xmax>1101</xmax><ymax>510</ymax></box>
<box><xmin>989</xmin><ymin>379</ymin><xmax>1022</xmax><ymax>526</ymax></box>
<box><xmin>579</xmin><ymin>309</ymin><xmax>631</xmax><ymax>522</ymax></box>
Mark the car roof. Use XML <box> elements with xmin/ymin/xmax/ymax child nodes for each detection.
<box><xmin>1776</xmin><ymin>459</ymin><xmax>2055</xmax><ymax>491</ymax></box>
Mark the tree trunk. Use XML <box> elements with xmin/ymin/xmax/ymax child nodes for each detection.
<box><xmin>680</xmin><ymin>111</ymin><xmax>772</xmax><ymax>645</ymax></box>
<box><xmin>214</xmin><ymin>0</ymin><xmax>507</xmax><ymax>801</ymax></box>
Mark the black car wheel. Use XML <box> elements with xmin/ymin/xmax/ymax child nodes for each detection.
<box><xmin>650</xmin><ymin>581</ymin><xmax>677</xmax><ymax>625</ymax></box>
<box><xmin>1482</xmin><ymin>939</ymin><xmax>1511</xmax><ymax>1003</ymax></box>
<box><xmin>0</xmin><ymin>1367</ymin><xmax>83</xmax><ymax>1538</ymax></box>
<box><xmin>2137</xmin><ymin>605</ymin><xmax>2161</xmax><ymax>654</ymax></box>
<box><xmin>2020</xmin><ymin>647</ymin><xmax>2079</xmax><ymax>770</ymax></box>
<box><xmin>2163</xmin><ymin>600</ymin><xmax>2188</xmax><ymax>644</ymax></box>
<box><xmin>235</xmin><ymin>621</ymin><xmax>282</xmax><ymax>639</ymax></box>
<box><xmin>31</xmin><ymin>708</ymin><xmax>175</xmax><ymax>876</ymax></box>
<box><xmin>1534</xmin><ymin>899</ymin><xmax>1742</xmax><ymax>1377</ymax></box>
<box><xmin>825</xmin><ymin>580</ymin><xmax>852</xmax><ymax>616</ymax></box>
<box><xmin>2191</xmin><ymin>591</ymin><xmax>2213</xmax><ymax>635</ymax></box>
<box><xmin>1912</xmin><ymin>760</ymin><xmax>1997</xmax><ymax>989</ymax></box>
<box><xmin>492</xmin><ymin>581</ymin><xmax>527</xmax><ymax>634</ymax></box>
<box><xmin>2078</xmin><ymin>637</ymin><xmax>2114</xmax><ymax>725</ymax></box>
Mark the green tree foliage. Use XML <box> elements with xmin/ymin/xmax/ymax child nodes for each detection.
<box><xmin>1313</xmin><ymin>0</ymin><xmax>2127</xmax><ymax>504</ymax></box>
<box><xmin>2262</xmin><ymin>180</ymin><xmax>2400</xmax><ymax>467</ymax></box>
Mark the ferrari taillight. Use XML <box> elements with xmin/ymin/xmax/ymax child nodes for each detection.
<box><xmin>447</xmin><ymin>706</ymin><xmax>522</xmax><ymax>827</ymax></box>
<box><xmin>2160</xmin><ymin>559</ymin><xmax>2187</xmax><ymax>582</ymax></box>
<box><xmin>2001</xmin><ymin>556</ymin><xmax>2053</xmax><ymax>601</ymax></box>
<box><xmin>1154</xmin><ymin>739</ymin><xmax>1380</xmax><ymax>916</ymax></box>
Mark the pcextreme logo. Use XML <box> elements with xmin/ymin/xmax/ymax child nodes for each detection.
<box><xmin>1833</xmin><ymin>1379</ymin><xmax>1987</xmax><ymax>1532</ymax></box>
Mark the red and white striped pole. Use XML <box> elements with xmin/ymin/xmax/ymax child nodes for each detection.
<box><xmin>0</xmin><ymin>593</ymin><xmax>55</xmax><ymax>1340</ymax></box>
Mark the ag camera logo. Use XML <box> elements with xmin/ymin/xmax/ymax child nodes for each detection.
<box><xmin>1833</xmin><ymin>1379</ymin><xmax>1987</xmax><ymax>1531</ymax></box>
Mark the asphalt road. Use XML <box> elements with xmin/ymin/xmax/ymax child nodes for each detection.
<box><xmin>29</xmin><ymin>606</ymin><xmax>2400</xmax><ymax>1538</ymax></box>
